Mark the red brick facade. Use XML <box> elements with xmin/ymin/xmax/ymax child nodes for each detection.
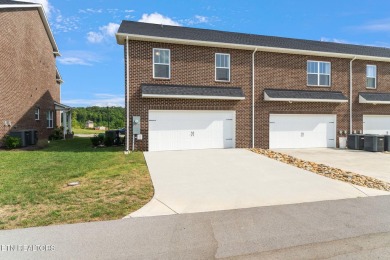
<box><xmin>125</xmin><ymin>40</ymin><xmax>390</xmax><ymax>151</ymax></box>
<box><xmin>0</xmin><ymin>8</ymin><xmax>60</xmax><ymax>145</ymax></box>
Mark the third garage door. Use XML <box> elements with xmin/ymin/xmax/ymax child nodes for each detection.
<box><xmin>363</xmin><ymin>115</ymin><xmax>390</xmax><ymax>135</ymax></box>
<box><xmin>269</xmin><ymin>114</ymin><xmax>337</xmax><ymax>149</ymax></box>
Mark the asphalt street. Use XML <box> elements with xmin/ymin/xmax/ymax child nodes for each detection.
<box><xmin>1</xmin><ymin>196</ymin><xmax>390</xmax><ymax>259</ymax></box>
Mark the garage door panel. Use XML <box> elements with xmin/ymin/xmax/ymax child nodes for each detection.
<box><xmin>149</xmin><ymin>111</ymin><xmax>235</xmax><ymax>151</ymax></box>
<box><xmin>270</xmin><ymin>114</ymin><xmax>336</xmax><ymax>149</ymax></box>
<box><xmin>363</xmin><ymin>115</ymin><xmax>390</xmax><ymax>135</ymax></box>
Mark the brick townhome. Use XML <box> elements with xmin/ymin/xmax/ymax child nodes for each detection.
<box><xmin>116</xmin><ymin>21</ymin><xmax>390</xmax><ymax>152</ymax></box>
<box><xmin>0</xmin><ymin>0</ymin><xmax>71</xmax><ymax>146</ymax></box>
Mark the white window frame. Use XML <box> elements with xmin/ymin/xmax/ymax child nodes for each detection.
<box><xmin>47</xmin><ymin>110</ymin><xmax>54</xmax><ymax>129</ymax></box>
<box><xmin>366</xmin><ymin>64</ymin><xmax>377</xmax><ymax>89</ymax></box>
<box><xmin>307</xmin><ymin>60</ymin><xmax>331</xmax><ymax>87</ymax></box>
<box><xmin>153</xmin><ymin>48</ymin><xmax>171</xmax><ymax>79</ymax></box>
<box><xmin>35</xmin><ymin>107</ymin><xmax>40</xmax><ymax>120</ymax></box>
<box><xmin>215</xmin><ymin>53</ymin><xmax>231</xmax><ymax>82</ymax></box>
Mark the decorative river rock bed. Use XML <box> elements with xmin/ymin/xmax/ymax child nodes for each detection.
<box><xmin>249</xmin><ymin>148</ymin><xmax>390</xmax><ymax>192</ymax></box>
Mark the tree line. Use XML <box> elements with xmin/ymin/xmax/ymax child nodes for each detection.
<box><xmin>71</xmin><ymin>106</ymin><xmax>125</xmax><ymax>129</ymax></box>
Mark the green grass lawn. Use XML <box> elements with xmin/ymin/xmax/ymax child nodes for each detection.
<box><xmin>0</xmin><ymin>138</ymin><xmax>153</xmax><ymax>230</ymax></box>
<box><xmin>72</xmin><ymin>128</ymin><xmax>106</xmax><ymax>134</ymax></box>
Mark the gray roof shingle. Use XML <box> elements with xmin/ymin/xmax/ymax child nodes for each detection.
<box><xmin>118</xmin><ymin>21</ymin><xmax>390</xmax><ymax>59</ymax></box>
<box><xmin>264</xmin><ymin>89</ymin><xmax>348</xmax><ymax>102</ymax></box>
<box><xmin>0</xmin><ymin>0</ymin><xmax>36</xmax><ymax>5</ymax></box>
<box><xmin>142</xmin><ymin>84</ymin><xmax>245</xmax><ymax>100</ymax></box>
<box><xmin>359</xmin><ymin>92</ymin><xmax>390</xmax><ymax>102</ymax></box>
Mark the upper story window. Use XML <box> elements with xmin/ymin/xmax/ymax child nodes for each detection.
<box><xmin>215</xmin><ymin>53</ymin><xmax>230</xmax><ymax>82</ymax></box>
<box><xmin>47</xmin><ymin>110</ymin><xmax>53</xmax><ymax>128</ymax></box>
<box><xmin>153</xmin><ymin>48</ymin><xmax>170</xmax><ymax>79</ymax></box>
<box><xmin>34</xmin><ymin>107</ymin><xmax>40</xmax><ymax>120</ymax></box>
<box><xmin>307</xmin><ymin>61</ymin><xmax>331</xmax><ymax>87</ymax></box>
<box><xmin>366</xmin><ymin>65</ymin><xmax>377</xmax><ymax>89</ymax></box>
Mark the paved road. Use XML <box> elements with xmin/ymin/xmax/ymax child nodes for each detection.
<box><xmin>130</xmin><ymin>149</ymin><xmax>388</xmax><ymax>217</ymax></box>
<box><xmin>1</xmin><ymin>196</ymin><xmax>390</xmax><ymax>259</ymax></box>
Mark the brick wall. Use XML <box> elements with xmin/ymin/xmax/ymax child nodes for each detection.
<box><xmin>0</xmin><ymin>8</ymin><xmax>60</xmax><ymax>145</ymax></box>
<box><xmin>352</xmin><ymin>60</ymin><xmax>390</xmax><ymax>132</ymax></box>
<box><xmin>125</xmin><ymin>40</ymin><xmax>390</xmax><ymax>151</ymax></box>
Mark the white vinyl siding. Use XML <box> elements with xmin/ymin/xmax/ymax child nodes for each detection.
<box><xmin>307</xmin><ymin>61</ymin><xmax>331</xmax><ymax>87</ymax></box>
<box><xmin>47</xmin><ymin>110</ymin><xmax>54</xmax><ymax>128</ymax></box>
<box><xmin>215</xmin><ymin>53</ymin><xmax>230</xmax><ymax>82</ymax></box>
<box><xmin>366</xmin><ymin>65</ymin><xmax>377</xmax><ymax>89</ymax></box>
<box><xmin>153</xmin><ymin>48</ymin><xmax>170</xmax><ymax>79</ymax></box>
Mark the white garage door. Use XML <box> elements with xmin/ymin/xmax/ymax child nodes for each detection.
<box><xmin>363</xmin><ymin>115</ymin><xmax>390</xmax><ymax>135</ymax></box>
<box><xmin>269</xmin><ymin>114</ymin><xmax>337</xmax><ymax>149</ymax></box>
<box><xmin>148</xmin><ymin>110</ymin><xmax>235</xmax><ymax>151</ymax></box>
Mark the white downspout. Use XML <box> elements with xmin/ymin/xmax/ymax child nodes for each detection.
<box><xmin>125</xmin><ymin>36</ymin><xmax>130</xmax><ymax>154</ymax></box>
<box><xmin>349</xmin><ymin>56</ymin><xmax>357</xmax><ymax>134</ymax></box>
<box><xmin>252</xmin><ymin>48</ymin><xmax>257</xmax><ymax>148</ymax></box>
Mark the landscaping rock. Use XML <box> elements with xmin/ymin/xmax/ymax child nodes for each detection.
<box><xmin>249</xmin><ymin>148</ymin><xmax>390</xmax><ymax>192</ymax></box>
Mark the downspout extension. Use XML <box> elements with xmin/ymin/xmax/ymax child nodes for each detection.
<box><xmin>349</xmin><ymin>56</ymin><xmax>357</xmax><ymax>134</ymax></box>
<box><xmin>125</xmin><ymin>36</ymin><xmax>130</xmax><ymax>154</ymax></box>
<box><xmin>252</xmin><ymin>48</ymin><xmax>258</xmax><ymax>148</ymax></box>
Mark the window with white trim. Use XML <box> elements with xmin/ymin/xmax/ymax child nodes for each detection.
<box><xmin>153</xmin><ymin>48</ymin><xmax>170</xmax><ymax>79</ymax></box>
<box><xmin>34</xmin><ymin>107</ymin><xmax>40</xmax><ymax>120</ymax></box>
<box><xmin>47</xmin><ymin>110</ymin><xmax>53</xmax><ymax>128</ymax></box>
<box><xmin>307</xmin><ymin>61</ymin><xmax>331</xmax><ymax>86</ymax></box>
<box><xmin>366</xmin><ymin>65</ymin><xmax>377</xmax><ymax>89</ymax></box>
<box><xmin>215</xmin><ymin>53</ymin><xmax>230</xmax><ymax>81</ymax></box>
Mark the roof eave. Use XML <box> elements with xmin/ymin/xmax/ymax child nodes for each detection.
<box><xmin>142</xmin><ymin>93</ymin><xmax>245</xmax><ymax>100</ymax></box>
<box><xmin>116</xmin><ymin>32</ymin><xmax>390</xmax><ymax>62</ymax></box>
<box><xmin>0</xmin><ymin>4</ymin><xmax>60</xmax><ymax>56</ymax></box>
<box><xmin>264</xmin><ymin>93</ymin><xmax>348</xmax><ymax>103</ymax></box>
<box><xmin>359</xmin><ymin>95</ymin><xmax>390</xmax><ymax>104</ymax></box>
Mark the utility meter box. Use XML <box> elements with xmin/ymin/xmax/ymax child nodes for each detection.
<box><xmin>132</xmin><ymin>116</ymin><xmax>141</xmax><ymax>135</ymax></box>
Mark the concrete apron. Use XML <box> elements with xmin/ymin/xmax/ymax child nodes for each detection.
<box><xmin>126</xmin><ymin>149</ymin><xmax>389</xmax><ymax>218</ymax></box>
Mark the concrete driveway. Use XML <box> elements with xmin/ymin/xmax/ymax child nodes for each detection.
<box><xmin>128</xmin><ymin>149</ymin><xmax>388</xmax><ymax>217</ymax></box>
<box><xmin>275</xmin><ymin>148</ymin><xmax>390</xmax><ymax>183</ymax></box>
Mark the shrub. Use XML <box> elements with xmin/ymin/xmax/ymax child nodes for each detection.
<box><xmin>104</xmin><ymin>136</ymin><xmax>114</xmax><ymax>147</ymax></box>
<box><xmin>3</xmin><ymin>135</ymin><xmax>21</xmax><ymax>149</ymax></box>
<box><xmin>49</xmin><ymin>127</ymin><xmax>63</xmax><ymax>141</ymax></box>
<box><xmin>90</xmin><ymin>136</ymin><xmax>100</xmax><ymax>146</ymax></box>
<box><xmin>97</xmin><ymin>133</ymin><xmax>105</xmax><ymax>143</ymax></box>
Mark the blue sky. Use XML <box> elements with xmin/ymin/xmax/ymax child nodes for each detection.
<box><xmin>26</xmin><ymin>0</ymin><xmax>390</xmax><ymax>107</ymax></box>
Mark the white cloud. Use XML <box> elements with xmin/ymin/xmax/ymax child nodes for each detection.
<box><xmin>320</xmin><ymin>37</ymin><xmax>349</xmax><ymax>44</ymax></box>
<box><xmin>357</xmin><ymin>19</ymin><xmax>390</xmax><ymax>32</ymax></box>
<box><xmin>138</xmin><ymin>12</ymin><xmax>181</xmax><ymax>26</ymax></box>
<box><xmin>100</xmin><ymin>23</ymin><xmax>120</xmax><ymax>37</ymax></box>
<box><xmin>125</xmin><ymin>10</ymin><xmax>135</xmax><ymax>13</ymax></box>
<box><xmin>87</xmin><ymin>22</ymin><xmax>120</xmax><ymax>44</ymax></box>
<box><xmin>63</xmin><ymin>94</ymin><xmax>124</xmax><ymax>107</ymax></box>
<box><xmin>87</xmin><ymin>31</ymin><xmax>104</xmax><ymax>43</ymax></box>
<box><xmin>180</xmin><ymin>15</ymin><xmax>217</xmax><ymax>26</ymax></box>
<box><xmin>58</xmin><ymin>51</ymin><xmax>102</xmax><ymax>66</ymax></box>
<box><xmin>17</xmin><ymin>0</ymin><xmax>52</xmax><ymax>17</ymax></box>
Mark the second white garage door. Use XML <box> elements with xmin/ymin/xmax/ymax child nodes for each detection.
<box><xmin>363</xmin><ymin>115</ymin><xmax>390</xmax><ymax>135</ymax></box>
<box><xmin>269</xmin><ymin>114</ymin><xmax>337</xmax><ymax>149</ymax></box>
<box><xmin>148</xmin><ymin>110</ymin><xmax>235</xmax><ymax>152</ymax></box>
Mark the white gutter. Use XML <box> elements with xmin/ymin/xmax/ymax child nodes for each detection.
<box><xmin>116</xmin><ymin>33</ymin><xmax>390</xmax><ymax>63</ymax></box>
<box><xmin>142</xmin><ymin>94</ymin><xmax>245</xmax><ymax>100</ymax></box>
<box><xmin>350</xmin><ymin>57</ymin><xmax>357</xmax><ymax>133</ymax></box>
<box><xmin>252</xmin><ymin>48</ymin><xmax>257</xmax><ymax>148</ymax></box>
<box><xmin>125</xmin><ymin>36</ymin><xmax>130</xmax><ymax>154</ymax></box>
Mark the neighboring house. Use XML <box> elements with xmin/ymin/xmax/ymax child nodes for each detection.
<box><xmin>85</xmin><ymin>120</ymin><xmax>94</xmax><ymax>129</ymax></box>
<box><xmin>0</xmin><ymin>0</ymin><xmax>72</xmax><ymax>145</ymax></box>
<box><xmin>95</xmin><ymin>126</ymin><xmax>106</xmax><ymax>131</ymax></box>
<box><xmin>116</xmin><ymin>21</ymin><xmax>390</xmax><ymax>152</ymax></box>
